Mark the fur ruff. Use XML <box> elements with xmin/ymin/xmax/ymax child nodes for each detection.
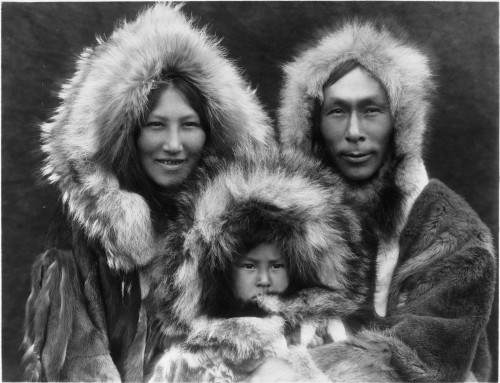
<box><xmin>278</xmin><ymin>19</ymin><xmax>435</xmax><ymax>239</ymax></box>
<box><xmin>176</xmin><ymin>149</ymin><xmax>373</xmax><ymax>325</ymax></box>
<box><xmin>40</xmin><ymin>3</ymin><xmax>274</xmax><ymax>271</ymax></box>
<box><xmin>145</xmin><ymin>149</ymin><xmax>376</xmax><ymax>379</ymax></box>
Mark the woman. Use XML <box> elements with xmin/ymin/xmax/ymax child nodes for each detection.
<box><xmin>271</xmin><ymin>18</ymin><xmax>495</xmax><ymax>381</ymax></box>
<box><xmin>22</xmin><ymin>4</ymin><xmax>274</xmax><ymax>381</ymax></box>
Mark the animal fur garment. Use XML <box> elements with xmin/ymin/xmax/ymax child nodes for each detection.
<box><xmin>24</xmin><ymin>3</ymin><xmax>276</xmax><ymax>381</ymax></box>
<box><xmin>277</xmin><ymin>18</ymin><xmax>496</xmax><ymax>381</ymax></box>
<box><xmin>145</xmin><ymin>149</ymin><xmax>377</xmax><ymax>381</ymax></box>
<box><xmin>39</xmin><ymin>3</ymin><xmax>274</xmax><ymax>272</ymax></box>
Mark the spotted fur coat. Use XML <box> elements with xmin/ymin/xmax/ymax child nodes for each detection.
<box><xmin>22</xmin><ymin>4</ymin><xmax>274</xmax><ymax>381</ymax></box>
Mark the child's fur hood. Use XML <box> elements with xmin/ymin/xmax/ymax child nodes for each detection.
<box><xmin>40</xmin><ymin>3</ymin><xmax>274</xmax><ymax>271</ymax></box>
<box><xmin>148</xmin><ymin>149</ymin><xmax>374</xmax><ymax>337</ymax></box>
<box><xmin>278</xmin><ymin>19</ymin><xmax>435</xmax><ymax>226</ymax></box>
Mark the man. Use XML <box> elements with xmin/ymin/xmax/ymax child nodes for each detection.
<box><xmin>271</xmin><ymin>18</ymin><xmax>495</xmax><ymax>382</ymax></box>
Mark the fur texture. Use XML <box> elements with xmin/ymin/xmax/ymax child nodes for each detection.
<box><xmin>25</xmin><ymin>4</ymin><xmax>276</xmax><ymax>380</ymax></box>
<box><xmin>146</xmin><ymin>149</ymin><xmax>376</xmax><ymax>381</ymax></box>
<box><xmin>277</xmin><ymin>19</ymin><xmax>495</xmax><ymax>382</ymax></box>
<box><xmin>40</xmin><ymin>3</ymin><xmax>274</xmax><ymax>272</ymax></box>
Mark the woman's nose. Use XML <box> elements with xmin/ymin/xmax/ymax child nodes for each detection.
<box><xmin>162</xmin><ymin>126</ymin><xmax>183</xmax><ymax>152</ymax></box>
<box><xmin>346</xmin><ymin>113</ymin><xmax>365</xmax><ymax>143</ymax></box>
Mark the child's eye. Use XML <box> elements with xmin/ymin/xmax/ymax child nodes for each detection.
<box><xmin>242</xmin><ymin>263</ymin><xmax>255</xmax><ymax>269</ymax></box>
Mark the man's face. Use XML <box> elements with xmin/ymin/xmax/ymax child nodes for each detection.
<box><xmin>231</xmin><ymin>243</ymin><xmax>289</xmax><ymax>302</ymax></box>
<box><xmin>320</xmin><ymin>67</ymin><xmax>393</xmax><ymax>181</ymax></box>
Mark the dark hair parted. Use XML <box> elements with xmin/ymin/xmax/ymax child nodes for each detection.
<box><xmin>113</xmin><ymin>73</ymin><xmax>211</xmax><ymax>226</ymax></box>
<box><xmin>311</xmin><ymin>60</ymin><xmax>393</xmax><ymax>180</ymax></box>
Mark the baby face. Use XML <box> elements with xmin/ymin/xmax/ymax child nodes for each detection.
<box><xmin>231</xmin><ymin>243</ymin><xmax>289</xmax><ymax>302</ymax></box>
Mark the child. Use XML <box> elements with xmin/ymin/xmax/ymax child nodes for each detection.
<box><xmin>145</xmin><ymin>151</ymin><xmax>377</xmax><ymax>382</ymax></box>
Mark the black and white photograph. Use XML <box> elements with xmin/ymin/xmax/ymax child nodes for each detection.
<box><xmin>2</xmin><ymin>2</ymin><xmax>498</xmax><ymax>381</ymax></box>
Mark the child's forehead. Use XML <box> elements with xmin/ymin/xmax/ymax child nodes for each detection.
<box><xmin>243</xmin><ymin>243</ymin><xmax>285</xmax><ymax>261</ymax></box>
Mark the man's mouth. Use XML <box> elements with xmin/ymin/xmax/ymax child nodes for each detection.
<box><xmin>341</xmin><ymin>152</ymin><xmax>373</xmax><ymax>163</ymax></box>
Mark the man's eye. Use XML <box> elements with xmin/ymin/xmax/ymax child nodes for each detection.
<box><xmin>365</xmin><ymin>107</ymin><xmax>383</xmax><ymax>114</ymax></box>
<box><xmin>328</xmin><ymin>108</ymin><xmax>345</xmax><ymax>115</ymax></box>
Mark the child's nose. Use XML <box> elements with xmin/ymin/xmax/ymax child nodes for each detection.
<box><xmin>257</xmin><ymin>269</ymin><xmax>271</xmax><ymax>287</ymax></box>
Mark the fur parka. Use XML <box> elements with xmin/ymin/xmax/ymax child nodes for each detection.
<box><xmin>145</xmin><ymin>149</ymin><xmax>376</xmax><ymax>382</ymax></box>
<box><xmin>23</xmin><ymin>3</ymin><xmax>275</xmax><ymax>381</ymax></box>
<box><xmin>278</xmin><ymin>19</ymin><xmax>496</xmax><ymax>382</ymax></box>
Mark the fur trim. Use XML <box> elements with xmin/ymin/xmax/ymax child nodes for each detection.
<box><xmin>41</xmin><ymin>3</ymin><xmax>274</xmax><ymax>271</ymax></box>
<box><xmin>278</xmin><ymin>19</ymin><xmax>434</xmax><ymax>239</ymax></box>
<box><xmin>22</xmin><ymin>250</ymin><xmax>78</xmax><ymax>381</ymax></box>
<box><xmin>174</xmin><ymin>149</ymin><xmax>374</xmax><ymax>325</ymax></box>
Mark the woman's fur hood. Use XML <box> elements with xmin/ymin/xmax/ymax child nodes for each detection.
<box><xmin>278</xmin><ymin>19</ymin><xmax>435</xmax><ymax>235</ymax></box>
<box><xmin>40</xmin><ymin>3</ymin><xmax>274</xmax><ymax>271</ymax></box>
<box><xmin>147</xmin><ymin>149</ymin><xmax>375</xmax><ymax>340</ymax></box>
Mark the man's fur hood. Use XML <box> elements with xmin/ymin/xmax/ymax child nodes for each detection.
<box><xmin>147</xmin><ymin>149</ymin><xmax>375</xmax><ymax>355</ymax></box>
<box><xmin>40</xmin><ymin>3</ymin><xmax>274</xmax><ymax>271</ymax></box>
<box><xmin>278</xmin><ymin>19</ymin><xmax>435</xmax><ymax>235</ymax></box>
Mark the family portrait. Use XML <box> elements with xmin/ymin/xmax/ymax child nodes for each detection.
<box><xmin>2</xmin><ymin>2</ymin><xmax>498</xmax><ymax>381</ymax></box>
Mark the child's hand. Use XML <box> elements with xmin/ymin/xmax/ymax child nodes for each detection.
<box><xmin>252</xmin><ymin>294</ymin><xmax>283</xmax><ymax>314</ymax></box>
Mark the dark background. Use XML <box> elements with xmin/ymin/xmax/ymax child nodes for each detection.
<box><xmin>2</xmin><ymin>2</ymin><xmax>498</xmax><ymax>381</ymax></box>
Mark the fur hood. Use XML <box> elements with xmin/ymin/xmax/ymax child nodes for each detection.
<box><xmin>278</xmin><ymin>19</ymin><xmax>435</xmax><ymax>233</ymax></box>
<box><xmin>147</xmin><ymin>149</ymin><xmax>374</xmax><ymax>339</ymax></box>
<box><xmin>40</xmin><ymin>3</ymin><xmax>274</xmax><ymax>271</ymax></box>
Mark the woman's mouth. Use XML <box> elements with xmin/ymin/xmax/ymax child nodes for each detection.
<box><xmin>341</xmin><ymin>152</ymin><xmax>373</xmax><ymax>164</ymax></box>
<box><xmin>156</xmin><ymin>159</ymin><xmax>186</xmax><ymax>169</ymax></box>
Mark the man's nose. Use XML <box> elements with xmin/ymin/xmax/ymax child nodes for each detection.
<box><xmin>346</xmin><ymin>113</ymin><xmax>365</xmax><ymax>143</ymax></box>
<box><xmin>162</xmin><ymin>126</ymin><xmax>183</xmax><ymax>152</ymax></box>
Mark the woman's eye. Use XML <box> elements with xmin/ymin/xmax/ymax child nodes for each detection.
<box><xmin>184</xmin><ymin>121</ymin><xmax>201</xmax><ymax>128</ymax></box>
<box><xmin>144</xmin><ymin>121</ymin><xmax>163</xmax><ymax>128</ymax></box>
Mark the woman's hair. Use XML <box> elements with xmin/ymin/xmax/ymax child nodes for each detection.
<box><xmin>116</xmin><ymin>73</ymin><xmax>211</xmax><ymax>225</ymax></box>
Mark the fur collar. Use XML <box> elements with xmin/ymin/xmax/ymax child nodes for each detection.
<box><xmin>147</xmin><ymin>149</ymin><xmax>374</xmax><ymax>328</ymax></box>
<box><xmin>40</xmin><ymin>4</ymin><xmax>274</xmax><ymax>271</ymax></box>
<box><xmin>278</xmin><ymin>19</ymin><xmax>435</xmax><ymax>239</ymax></box>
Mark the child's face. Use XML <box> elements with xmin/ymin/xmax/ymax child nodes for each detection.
<box><xmin>231</xmin><ymin>243</ymin><xmax>289</xmax><ymax>302</ymax></box>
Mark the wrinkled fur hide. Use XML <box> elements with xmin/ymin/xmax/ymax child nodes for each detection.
<box><xmin>40</xmin><ymin>3</ymin><xmax>274</xmax><ymax>272</ymax></box>
<box><xmin>24</xmin><ymin>3</ymin><xmax>276</xmax><ymax>381</ymax></box>
<box><xmin>146</xmin><ymin>149</ymin><xmax>377</xmax><ymax>381</ymax></box>
<box><xmin>277</xmin><ymin>18</ymin><xmax>496</xmax><ymax>382</ymax></box>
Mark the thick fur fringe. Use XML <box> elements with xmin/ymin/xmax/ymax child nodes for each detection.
<box><xmin>175</xmin><ymin>149</ymin><xmax>373</xmax><ymax>325</ymax></box>
<box><xmin>22</xmin><ymin>250</ymin><xmax>77</xmax><ymax>381</ymax></box>
<box><xmin>40</xmin><ymin>3</ymin><xmax>274</xmax><ymax>271</ymax></box>
<box><xmin>146</xmin><ymin>149</ymin><xmax>376</xmax><ymax>375</ymax></box>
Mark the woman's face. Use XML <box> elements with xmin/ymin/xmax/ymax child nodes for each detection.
<box><xmin>320</xmin><ymin>67</ymin><xmax>392</xmax><ymax>181</ymax></box>
<box><xmin>137</xmin><ymin>86</ymin><xmax>206</xmax><ymax>188</ymax></box>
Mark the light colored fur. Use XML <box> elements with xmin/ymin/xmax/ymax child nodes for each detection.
<box><xmin>278</xmin><ymin>20</ymin><xmax>433</xmax><ymax>246</ymax></box>
<box><xmin>40</xmin><ymin>3</ymin><xmax>274</xmax><ymax>271</ymax></box>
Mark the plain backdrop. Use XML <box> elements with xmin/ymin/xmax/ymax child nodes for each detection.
<box><xmin>2</xmin><ymin>2</ymin><xmax>498</xmax><ymax>381</ymax></box>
